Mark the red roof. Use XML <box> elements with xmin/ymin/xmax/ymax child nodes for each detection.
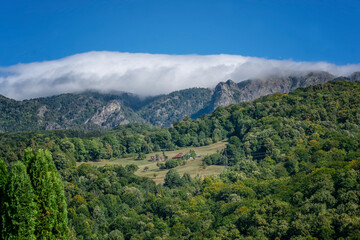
<box><xmin>172</xmin><ymin>153</ymin><xmax>183</xmax><ymax>159</ymax></box>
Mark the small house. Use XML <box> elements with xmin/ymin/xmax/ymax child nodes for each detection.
<box><xmin>172</xmin><ymin>153</ymin><xmax>183</xmax><ymax>159</ymax></box>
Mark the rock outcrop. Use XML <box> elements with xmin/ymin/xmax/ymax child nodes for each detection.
<box><xmin>87</xmin><ymin>101</ymin><xmax>143</xmax><ymax>128</ymax></box>
<box><xmin>350</xmin><ymin>72</ymin><xmax>360</xmax><ymax>82</ymax></box>
<box><xmin>209</xmin><ymin>71</ymin><xmax>336</xmax><ymax>110</ymax></box>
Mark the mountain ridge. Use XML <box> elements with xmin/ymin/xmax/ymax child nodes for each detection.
<box><xmin>0</xmin><ymin>71</ymin><xmax>358</xmax><ymax>132</ymax></box>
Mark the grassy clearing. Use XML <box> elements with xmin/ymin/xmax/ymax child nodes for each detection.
<box><xmin>77</xmin><ymin>140</ymin><xmax>227</xmax><ymax>184</ymax></box>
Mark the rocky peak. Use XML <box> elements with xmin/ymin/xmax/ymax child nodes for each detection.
<box><xmin>215</xmin><ymin>79</ymin><xmax>237</xmax><ymax>91</ymax></box>
<box><xmin>350</xmin><ymin>72</ymin><xmax>360</xmax><ymax>82</ymax></box>
<box><xmin>208</xmin><ymin>71</ymin><xmax>338</xmax><ymax>112</ymax></box>
<box><xmin>225</xmin><ymin>79</ymin><xmax>237</xmax><ymax>88</ymax></box>
<box><xmin>211</xmin><ymin>79</ymin><xmax>241</xmax><ymax>109</ymax></box>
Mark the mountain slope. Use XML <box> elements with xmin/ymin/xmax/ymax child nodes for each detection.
<box><xmin>138</xmin><ymin>88</ymin><xmax>213</xmax><ymax>126</ymax></box>
<box><xmin>0</xmin><ymin>93</ymin><xmax>146</xmax><ymax>132</ymax></box>
<box><xmin>0</xmin><ymin>87</ymin><xmax>212</xmax><ymax>131</ymax></box>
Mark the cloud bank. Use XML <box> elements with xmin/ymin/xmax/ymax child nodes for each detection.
<box><xmin>1</xmin><ymin>51</ymin><xmax>360</xmax><ymax>100</ymax></box>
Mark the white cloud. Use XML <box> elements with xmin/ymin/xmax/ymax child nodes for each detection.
<box><xmin>0</xmin><ymin>51</ymin><xmax>359</xmax><ymax>100</ymax></box>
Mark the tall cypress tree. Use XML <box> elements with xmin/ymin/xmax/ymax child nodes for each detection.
<box><xmin>23</xmin><ymin>148</ymin><xmax>69</xmax><ymax>239</ymax></box>
<box><xmin>1</xmin><ymin>149</ymin><xmax>69</xmax><ymax>239</ymax></box>
<box><xmin>45</xmin><ymin>150</ymin><xmax>69</xmax><ymax>239</ymax></box>
<box><xmin>0</xmin><ymin>159</ymin><xmax>9</xmax><ymax>239</ymax></box>
<box><xmin>6</xmin><ymin>161</ymin><xmax>37</xmax><ymax>240</ymax></box>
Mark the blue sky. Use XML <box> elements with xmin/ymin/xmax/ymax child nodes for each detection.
<box><xmin>1</xmin><ymin>0</ymin><xmax>359</xmax><ymax>66</ymax></box>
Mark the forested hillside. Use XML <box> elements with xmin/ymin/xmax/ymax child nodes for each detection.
<box><xmin>0</xmin><ymin>92</ymin><xmax>148</xmax><ymax>131</ymax></box>
<box><xmin>0</xmin><ymin>87</ymin><xmax>212</xmax><ymax>131</ymax></box>
<box><xmin>0</xmin><ymin>80</ymin><xmax>360</xmax><ymax>239</ymax></box>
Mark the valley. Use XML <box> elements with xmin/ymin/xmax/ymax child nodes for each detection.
<box><xmin>78</xmin><ymin>140</ymin><xmax>227</xmax><ymax>184</ymax></box>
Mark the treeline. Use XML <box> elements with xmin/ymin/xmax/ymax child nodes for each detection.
<box><xmin>0</xmin><ymin>114</ymin><xmax>228</xmax><ymax>167</ymax></box>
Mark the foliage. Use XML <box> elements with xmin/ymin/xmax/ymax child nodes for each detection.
<box><xmin>0</xmin><ymin>149</ymin><xmax>69</xmax><ymax>239</ymax></box>
<box><xmin>1</xmin><ymin>81</ymin><xmax>360</xmax><ymax>239</ymax></box>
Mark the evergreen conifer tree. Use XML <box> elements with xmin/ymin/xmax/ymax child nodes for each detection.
<box><xmin>6</xmin><ymin>161</ymin><xmax>37</xmax><ymax>239</ymax></box>
<box><xmin>0</xmin><ymin>149</ymin><xmax>69</xmax><ymax>239</ymax></box>
<box><xmin>23</xmin><ymin>148</ymin><xmax>69</xmax><ymax>239</ymax></box>
<box><xmin>0</xmin><ymin>159</ymin><xmax>9</xmax><ymax>239</ymax></box>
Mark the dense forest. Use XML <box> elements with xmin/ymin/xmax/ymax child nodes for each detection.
<box><xmin>1</xmin><ymin>80</ymin><xmax>360</xmax><ymax>239</ymax></box>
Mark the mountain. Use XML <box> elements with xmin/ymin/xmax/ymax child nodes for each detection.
<box><xmin>209</xmin><ymin>71</ymin><xmax>336</xmax><ymax>110</ymax></box>
<box><xmin>138</xmin><ymin>88</ymin><xmax>213</xmax><ymax>126</ymax></box>
<box><xmin>0</xmin><ymin>71</ymin><xmax>359</xmax><ymax>132</ymax></box>
<box><xmin>0</xmin><ymin>92</ymin><xmax>147</xmax><ymax>132</ymax></box>
<box><xmin>0</xmin><ymin>88</ymin><xmax>211</xmax><ymax>132</ymax></box>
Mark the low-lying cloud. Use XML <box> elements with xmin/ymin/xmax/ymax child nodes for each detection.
<box><xmin>1</xmin><ymin>51</ymin><xmax>359</xmax><ymax>100</ymax></box>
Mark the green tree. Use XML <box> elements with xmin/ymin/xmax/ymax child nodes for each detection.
<box><xmin>136</xmin><ymin>152</ymin><xmax>146</xmax><ymax>160</ymax></box>
<box><xmin>5</xmin><ymin>161</ymin><xmax>37</xmax><ymax>240</ymax></box>
<box><xmin>107</xmin><ymin>229</ymin><xmax>124</xmax><ymax>240</ymax></box>
<box><xmin>0</xmin><ymin>159</ymin><xmax>9</xmax><ymax>239</ymax></box>
<box><xmin>189</xmin><ymin>149</ymin><xmax>196</xmax><ymax>159</ymax></box>
<box><xmin>164</xmin><ymin>169</ymin><xmax>183</xmax><ymax>188</ymax></box>
<box><xmin>22</xmin><ymin>148</ymin><xmax>69</xmax><ymax>239</ymax></box>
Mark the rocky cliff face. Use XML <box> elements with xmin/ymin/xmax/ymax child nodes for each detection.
<box><xmin>209</xmin><ymin>71</ymin><xmax>336</xmax><ymax>110</ymax></box>
<box><xmin>87</xmin><ymin>101</ymin><xmax>144</xmax><ymax>128</ymax></box>
<box><xmin>350</xmin><ymin>72</ymin><xmax>360</xmax><ymax>82</ymax></box>
<box><xmin>87</xmin><ymin>101</ymin><xmax>127</xmax><ymax>127</ymax></box>
<box><xmin>211</xmin><ymin>80</ymin><xmax>241</xmax><ymax>108</ymax></box>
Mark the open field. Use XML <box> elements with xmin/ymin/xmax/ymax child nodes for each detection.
<box><xmin>77</xmin><ymin>140</ymin><xmax>228</xmax><ymax>184</ymax></box>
